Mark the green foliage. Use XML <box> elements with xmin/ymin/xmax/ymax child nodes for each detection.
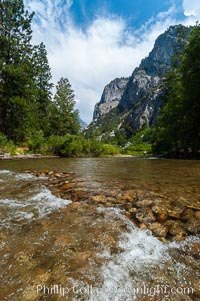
<box><xmin>49</xmin><ymin>78</ymin><xmax>80</xmax><ymax>137</ymax></box>
<box><xmin>101</xmin><ymin>144</ymin><xmax>120</xmax><ymax>155</ymax></box>
<box><xmin>0</xmin><ymin>1</ymin><xmax>120</xmax><ymax>157</ymax></box>
<box><xmin>97</xmin><ymin>129</ymin><xmax>127</xmax><ymax>146</ymax></box>
<box><xmin>45</xmin><ymin>135</ymin><xmax>120</xmax><ymax>157</ymax></box>
<box><xmin>47</xmin><ymin>135</ymin><xmax>82</xmax><ymax>157</ymax></box>
<box><xmin>0</xmin><ymin>133</ymin><xmax>8</xmax><ymax>148</ymax></box>
<box><xmin>55</xmin><ymin>135</ymin><xmax>83</xmax><ymax>157</ymax></box>
<box><xmin>32</xmin><ymin>43</ymin><xmax>53</xmax><ymax>135</ymax></box>
<box><xmin>0</xmin><ymin>133</ymin><xmax>16</xmax><ymax>154</ymax></box>
<box><xmin>0</xmin><ymin>0</ymin><xmax>53</xmax><ymax>142</ymax></box>
<box><xmin>122</xmin><ymin>128</ymin><xmax>152</xmax><ymax>156</ymax></box>
<box><xmin>129</xmin><ymin>128</ymin><xmax>152</xmax><ymax>144</ymax></box>
<box><xmin>87</xmin><ymin>139</ymin><xmax>103</xmax><ymax>157</ymax></box>
<box><xmin>153</xmin><ymin>24</ymin><xmax>200</xmax><ymax>156</ymax></box>
<box><xmin>180</xmin><ymin>24</ymin><xmax>200</xmax><ymax>151</ymax></box>
<box><xmin>4</xmin><ymin>140</ymin><xmax>17</xmax><ymax>155</ymax></box>
<box><xmin>85</xmin><ymin>108</ymin><xmax>124</xmax><ymax>145</ymax></box>
<box><xmin>28</xmin><ymin>131</ymin><xmax>45</xmax><ymax>153</ymax></box>
<box><xmin>49</xmin><ymin>135</ymin><xmax>84</xmax><ymax>157</ymax></box>
<box><xmin>0</xmin><ymin>0</ymin><xmax>34</xmax><ymax>141</ymax></box>
<box><xmin>3</xmin><ymin>2</ymin><xmax>199</xmax><ymax>159</ymax></box>
<box><xmin>122</xmin><ymin>143</ymin><xmax>152</xmax><ymax>156</ymax></box>
<box><xmin>123</xmin><ymin>144</ymin><xmax>152</xmax><ymax>155</ymax></box>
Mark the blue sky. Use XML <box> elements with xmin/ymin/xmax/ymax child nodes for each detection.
<box><xmin>70</xmin><ymin>0</ymin><xmax>183</xmax><ymax>29</ymax></box>
<box><xmin>24</xmin><ymin>0</ymin><xmax>200</xmax><ymax>123</ymax></box>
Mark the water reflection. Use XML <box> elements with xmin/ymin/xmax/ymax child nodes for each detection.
<box><xmin>0</xmin><ymin>157</ymin><xmax>200</xmax><ymax>202</ymax></box>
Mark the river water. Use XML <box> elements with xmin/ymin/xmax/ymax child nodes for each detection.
<box><xmin>0</xmin><ymin>158</ymin><xmax>200</xmax><ymax>301</ymax></box>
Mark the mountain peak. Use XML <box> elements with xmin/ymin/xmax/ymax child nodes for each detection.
<box><xmin>139</xmin><ymin>24</ymin><xmax>191</xmax><ymax>77</ymax></box>
<box><xmin>88</xmin><ymin>25</ymin><xmax>192</xmax><ymax>139</ymax></box>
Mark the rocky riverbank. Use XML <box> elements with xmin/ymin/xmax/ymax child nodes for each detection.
<box><xmin>23</xmin><ymin>169</ymin><xmax>200</xmax><ymax>243</ymax></box>
<box><xmin>0</xmin><ymin>154</ymin><xmax>59</xmax><ymax>160</ymax></box>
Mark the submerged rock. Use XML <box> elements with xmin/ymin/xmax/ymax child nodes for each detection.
<box><xmin>60</xmin><ymin>182</ymin><xmax>73</xmax><ymax>191</ymax></box>
<box><xmin>149</xmin><ymin>222</ymin><xmax>168</xmax><ymax>238</ymax></box>
<box><xmin>135</xmin><ymin>208</ymin><xmax>156</xmax><ymax>225</ymax></box>
<box><xmin>152</xmin><ymin>204</ymin><xmax>169</xmax><ymax>222</ymax></box>
<box><xmin>185</xmin><ymin>219</ymin><xmax>200</xmax><ymax>235</ymax></box>
<box><xmin>194</xmin><ymin>211</ymin><xmax>200</xmax><ymax>219</ymax></box>
<box><xmin>167</xmin><ymin>207</ymin><xmax>182</xmax><ymax>219</ymax></box>
<box><xmin>183</xmin><ymin>241</ymin><xmax>200</xmax><ymax>259</ymax></box>
<box><xmin>181</xmin><ymin>208</ymin><xmax>194</xmax><ymax>222</ymax></box>
<box><xmin>167</xmin><ymin>220</ymin><xmax>187</xmax><ymax>237</ymax></box>
<box><xmin>23</xmin><ymin>169</ymin><xmax>199</xmax><ymax>242</ymax></box>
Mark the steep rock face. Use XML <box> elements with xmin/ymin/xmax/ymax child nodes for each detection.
<box><xmin>118</xmin><ymin>70</ymin><xmax>164</xmax><ymax>132</ymax></box>
<box><xmin>93</xmin><ymin>77</ymin><xmax>129</xmax><ymax>119</ymax></box>
<box><xmin>119</xmin><ymin>25</ymin><xmax>191</xmax><ymax>133</ymax></box>
<box><xmin>89</xmin><ymin>25</ymin><xmax>191</xmax><ymax>138</ymax></box>
<box><xmin>140</xmin><ymin>25</ymin><xmax>186</xmax><ymax>77</ymax></box>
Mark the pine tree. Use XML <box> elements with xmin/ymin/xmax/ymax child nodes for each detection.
<box><xmin>180</xmin><ymin>24</ymin><xmax>200</xmax><ymax>152</ymax></box>
<box><xmin>153</xmin><ymin>24</ymin><xmax>200</xmax><ymax>156</ymax></box>
<box><xmin>50</xmin><ymin>77</ymin><xmax>80</xmax><ymax>136</ymax></box>
<box><xmin>152</xmin><ymin>69</ymin><xmax>185</xmax><ymax>155</ymax></box>
<box><xmin>0</xmin><ymin>0</ymin><xmax>35</xmax><ymax>141</ymax></box>
<box><xmin>32</xmin><ymin>42</ymin><xmax>53</xmax><ymax>135</ymax></box>
<box><xmin>0</xmin><ymin>1</ymin><xmax>54</xmax><ymax>142</ymax></box>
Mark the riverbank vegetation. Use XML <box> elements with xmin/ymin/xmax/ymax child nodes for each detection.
<box><xmin>151</xmin><ymin>23</ymin><xmax>200</xmax><ymax>158</ymax></box>
<box><xmin>0</xmin><ymin>1</ymin><xmax>199</xmax><ymax>158</ymax></box>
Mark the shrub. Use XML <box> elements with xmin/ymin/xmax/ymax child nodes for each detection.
<box><xmin>0</xmin><ymin>134</ymin><xmax>16</xmax><ymax>155</ymax></box>
<box><xmin>101</xmin><ymin>144</ymin><xmax>120</xmax><ymax>155</ymax></box>
<box><xmin>28</xmin><ymin>131</ymin><xmax>46</xmax><ymax>153</ymax></box>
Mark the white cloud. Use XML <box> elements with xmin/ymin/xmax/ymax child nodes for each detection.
<box><xmin>183</xmin><ymin>0</ymin><xmax>200</xmax><ymax>17</ymax></box>
<box><xmin>24</xmin><ymin>0</ymin><xmax>199</xmax><ymax>123</ymax></box>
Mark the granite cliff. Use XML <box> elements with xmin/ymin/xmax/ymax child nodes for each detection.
<box><xmin>87</xmin><ymin>25</ymin><xmax>191</xmax><ymax>139</ymax></box>
<box><xmin>93</xmin><ymin>77</ymin><xmax>129</xmax><ymax>119</ymax></box>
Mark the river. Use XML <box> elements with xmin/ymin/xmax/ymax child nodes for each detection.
<box><xmin>0</xmin><ymin>157</ymin><xmax>200</xmax><ymax>300</ymax></box>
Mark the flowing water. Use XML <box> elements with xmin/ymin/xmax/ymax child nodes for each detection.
<box><xmin>0</xmin><ymin>158</ymin><xmax>200</xmax><ymax>301</ymax></box>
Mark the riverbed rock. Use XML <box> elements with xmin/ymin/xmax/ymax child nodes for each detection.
<box><xmin>185</xmin><ymin>219</ymin><xmax>200</xmax><ymax>234</ymax></box>
<box><xmin>60</xmin><ymin>183</ymin><xmax>73</xmax><ymax>191</ymax></box>
<box><xmin>149</xmin><ymin>222</ymin><xmax>168</xmax><ymax>238</ymax></box>
<box><xmin>135</xmin><ymin>208</ymin><xmax>156</xmax><ymax>225</ymax></box>
<box><xmin>24</xmin><ymin>169</ymin><xmax>32</xmax><ymax>173</ymax></box>
<box><xmin>22</xmin><ymin>169</ymin><xmax>199</xmax><ymax>243</ymax></box>
<box><xmin>129</xmin><ymin>207</ymin><xmax>137</xmax><ymax>214</ymax></box>
<box><xmin>183</xmin><ymin>241</ymin><xmax>200</xmax><ymax>259</ymax></box>
<box><xmin>168</xmin><ymin>220</ymin><xmax>186</xmax><ymax>236</ymax></box>
<box><xmin>136</xmin><ymin>198</ymin><xmax>156</xmax><ymax>207</ymax></box>
<box><xmin>192</xmin><ymin>280</ymin><xmax>200</xmax><ymax>300</ymax></box>
<box><xmin>180</xmin><ymin>208</ymin><xmax>194</xmax><ymax>222</ymax></box>
<box><xmin>120</xmin><ymin>193</ymin><xmax>134</xmax><ymax>202</ymax></box>
<box><xmin>48</xmin><ymin>171</ymin><xmax>54</xmax><ymax>176</ymax></box>
<box><xmin>172</xmin><ymin>232</ymin><xmax>188</xmax><ymax>241</ymax></box>
<box><xmin>139</xmin><ymin>223</ymin><xmax>148</xmax><ymax>230</ymax></box>
<box><xmin>71</xmin><ymin>189</ymin><xmax>88</xmax><ymax>202</ymax></box>
<box><xmin>90</xmin><ymin>195</ymin><xmax>108</xmax><ymax>203</ymax></box>
<box><xmin>167</xmin><ymin>207</ymin><xmax>182</xmax><ymax>219</ymax></box>
<box><xmin>152</xmin><ymin>205</ymin><xmax>169</xmax><ymax>222</ymax></box>
<box><xmin>54</xmin><ymin>172</ymin><xmax>62</xmax><ymax>178</ymax></box>
<box><xmin>194</xmin><ymin>211</ymin><xmax>200</xmax><ymax>219</ymax></box>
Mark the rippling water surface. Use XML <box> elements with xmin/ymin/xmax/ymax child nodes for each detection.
<box><xmin>1</xmin><ymin>157</ymin><xmax>200</xmax><ymax>201</ymax></box>
<box><xmin>0</xmin><ymin>158</ymin><xmax>200</xmax><ymax>301</ymax></box>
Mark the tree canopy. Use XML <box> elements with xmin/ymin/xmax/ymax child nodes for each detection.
<box><xmin>152</xmin><ymin>24</ymin><xmax>200</xmax><ymax>157</ymax></box>
<box><xmin>0</xmin><ymin>0</ymin><xmax>80</xmax><ymax>144</ymax></box>
<box><xmin>50</xmin><ymin>77</ymin><xmax>80</xmax><ymax>136</ymax></box>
